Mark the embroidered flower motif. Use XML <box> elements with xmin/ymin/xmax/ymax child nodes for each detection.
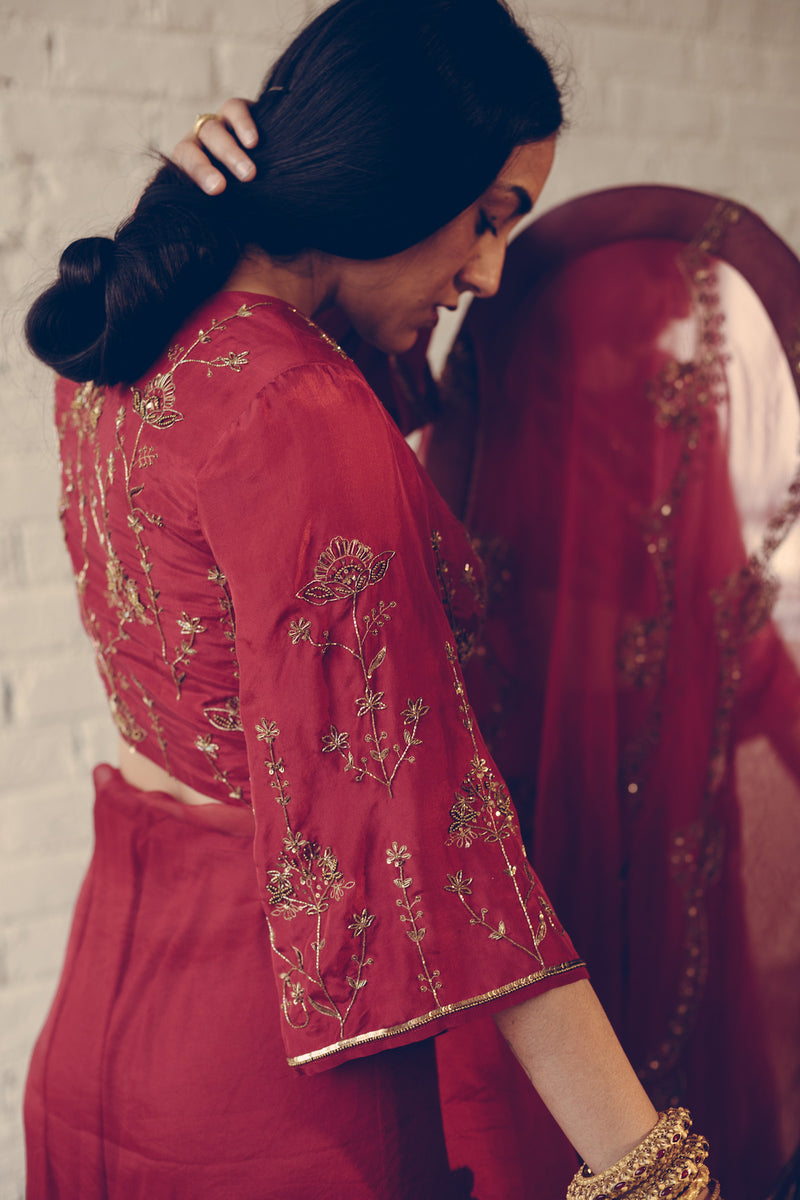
<box><xmin>255</xmin><ymin>719</ymin><xmax>280</xmax><ymax>744</ymax></box>
<box><xmin>444</xmin><ymin>871</ymin><xmax>473</xmax><ymax>896</ymax></box>
<box><xmin>348</xmin><ymin>909</ymin><xmax>376</xmax><ymax>937</ymax></box>
<box><xmin>298</xmin><ymin>537</ymin><xmax>395</xmax><ymax>606</ymax></box>
<box><xmin>216</xmin><ymin>351</ymin><xmax>249</xmax><ymax>371</ymax></box>
<box><xmin>288</xmin><ymin>617</ymin><xmax>312</xmax><ymax>644</ymax></box>
<box><xmin>402</xmin><ymin>698</ymin><xmax>430</xmax><ymax>725</ymax></box>
<box><xmin>447</xmin><ymin>770</ymin><xmax>515</xmax><ymax>849</ymax></box>
<box><xmin>287</xmin><ymin>980</ymin><xmax>305</xmax><ymax>1006</ymax></box>
<box><xmin>195</xmin><ymin>734</ymin><xmax>219</xmax><ymax>758</ymax></box>
<box><xmin>268</xmin><ymin>876</ymin><xmax>295</xmax><ymax>905</ymax></box>
<box><xmin>321</xmin><ymin>725</ymin><xmax>350</xmax><ymax>754</ymax></box>
<box><xmin>319</xmin><ymin>848</ymin><xmax>347</xmax><ymax>898</ymax></box>
<box><xmin>355</xmin><ymin>688</ymin><xmax>386</xmax><ymax>716</ymax></box>
<box><xmin>177</xmin><ymin>613</ymin><xmax>206</xmax><ymax>638</ymax></box>
<box><xmin>447</xmin><ymin>795</ymin><xmax>480</xmax><ymax>848</ymax></box>
<box><xmin>470</xmin><ymin>754</ymin><xmax>490</xmax><ymax>779</ymax></box>
<box><xmin>208</xmin><ymin>566</ymin><xmax>227</xmax><ymax>585</ymax></box>
<box><xmin>386</xmin><ymin>842</ymin><xmax>411</xmax><ymax>869</ymax></box>
<box><xmin>131</xmin><ymin>372</ymin><xmax>184</xmax><ymax>429</ymax></box>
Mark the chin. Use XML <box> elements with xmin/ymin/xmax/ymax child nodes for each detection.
<box><xmin>381</xmin><ymin>328</ymin><xmax>420</xmax><ymax>355</ymax></box>
<box><xmin>353</xmin><ymin>317</ymin><xmax>419</xmax><ymax>356</ymax></box>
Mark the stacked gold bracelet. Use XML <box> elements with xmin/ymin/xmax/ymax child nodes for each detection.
<box><xmin>567</xmin><ymin>1108</ymin><xmax>720</xmax><ymax>1200</ymax></box>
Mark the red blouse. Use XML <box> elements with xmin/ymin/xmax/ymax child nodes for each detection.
<box><xmin>56</xmin><ymin>293</ymin><xmax>585</xmax><ymax>1073</ymax></box>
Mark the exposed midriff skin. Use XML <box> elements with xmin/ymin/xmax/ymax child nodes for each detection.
<box><xmin>119</xmin><ymin>735</ymin><xmax>224</xmax><ymax>806</ymax></box>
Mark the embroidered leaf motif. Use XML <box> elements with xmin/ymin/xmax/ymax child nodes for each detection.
<box><xmin>366</xmin><ymin>647</ymin><xmax>386</xmax><ymax>677</ymax></box>
<box><xmin>308</xmin><ymin>996</ymin><xmax>338</xmax><ymax>1019</ymax></box>
<box><xmin>298</xmin><ymin>581</ymin><xmax>338</xmax><ymax>605</ymax></box>
<box><xmin>203</xmin><ymin>697</ymin><xmax>243</xmax><ymax>732</ymax></box>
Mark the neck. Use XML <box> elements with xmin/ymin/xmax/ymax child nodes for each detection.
<box><xmin>224</xmin><ymin>247</ymin><xmax>335</xmax><ymax>316</ymax></box>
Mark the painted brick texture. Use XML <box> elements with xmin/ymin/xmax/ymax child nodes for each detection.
<box><xmin>1</xmin><ymin>0</ymin><xmax>799</xmax><ymax>1194</ymax></box>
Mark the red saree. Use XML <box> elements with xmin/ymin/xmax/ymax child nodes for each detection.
<box><xmin>424</xmin><ymin>188</ymin><xmax>800</xmax><ymax>1200</ymax></box>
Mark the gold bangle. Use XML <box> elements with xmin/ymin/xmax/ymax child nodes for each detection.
<box><xmin>675</xmin><ymin>1163</ymin><xmax>710</xmax><ymax>1200</ymax></box>
<box><xmin>625</xmin><ymin>1137</ymin><xmax>710</xmax><ymax>1200</ymax></box>
<box><xmin>192</xmin><ymin>112</ymin><xmax>220</xmax><ymax>140</ymax></box>
<box><xmin>648</xmin><ymin>1156</ymin><xmax>709</xmax><ymax>1200</ymax></box>
<box><xmin>567</xmin><ymin>1109</ymin><xmax>692</xmax><ymax>1200</ymax></box>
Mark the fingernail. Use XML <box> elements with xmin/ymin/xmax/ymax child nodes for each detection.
<box><xmin>236</xmin><ymin>161</ymin><xmax>254</xmax><ymax>181</ymax></box>
<box><xmin>205</xmin><ymin>173</ymin><xmax>224</xmax><ymax>194</ymax></box>
<box><xmin>243</xmin><ymin>130</ymin><xmax>257</xmax><ymax>147</ymax></box>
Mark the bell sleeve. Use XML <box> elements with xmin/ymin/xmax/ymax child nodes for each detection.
<box><xmin>196</xmin><ymin>354</ymin><xmax>586</xmax><ymax>1074</ymax></box>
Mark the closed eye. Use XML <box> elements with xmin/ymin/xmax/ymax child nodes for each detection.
<box><xmin>476</xmin><ymin>210</ymin><xmax>498</xmax><ymax>238</ymax></box>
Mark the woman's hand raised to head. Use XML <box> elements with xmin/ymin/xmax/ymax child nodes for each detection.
<box><xmin>172</xmin><ymin>98</ymin><xmax>258</xmax><ymax>194</ymax></box>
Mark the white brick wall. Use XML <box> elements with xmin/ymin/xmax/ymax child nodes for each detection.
<box><xmin>1</xmin><ymin>0</ymin><xmax>799</xmax><ymax>1193</ymax></box>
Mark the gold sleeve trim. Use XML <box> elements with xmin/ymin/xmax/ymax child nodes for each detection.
<box><xmin>286</xmin><ymin>957</ymin><xmax>585</xmax><ymax>1067</ymax></box>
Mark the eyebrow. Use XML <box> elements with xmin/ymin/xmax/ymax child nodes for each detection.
<box><xmin>508</xmin><ymin>186</ymin><xmax>533</xmax><ymax>216</ymax></box>
<box><xmin>491</xmin><ymin>184</ymin><xmax>533</xmax><ymax>218</ymax></box>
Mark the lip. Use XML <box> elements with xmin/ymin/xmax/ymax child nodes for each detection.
<box><xmin>419</xmin><ymin>310</ymin><xmax>440</xmax><ymax>329</ymax></box>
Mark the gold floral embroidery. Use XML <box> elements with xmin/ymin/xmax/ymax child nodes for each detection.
<box><xmin>60</xmin><ymin>303</ymin><xmax>269</xmax><ymax>780</ymax></box>
<box><xmin>289</xmin><ymin>536</ymin><xmax>427</xmax><ymax>795</ymax></box>
<box><xmin>116</xmin><ymin>305</ymin><xmax>269</xmax><ymax>696</ymax></box>
<box><xmin>443</xmin><ymin>642</ymin><xmax>551</xmax><ymax>966</ymax></box>
<box><xmin>130</xmin><ymin>673</ymin><xmax>172</xmax><ymax>771</ymax></box>
<box><xmin>256</xmin><ymin>720</ymin><xmax>374</xmax><ymax>1035</ymax></box>
<box><xmin>207</xmin><ymin>565</ymin><xmax>239</xmax><ymax>677</ymax></box>
<box><xmin>386</xmin><ymin>842</ymin><xmax>443</xmax><ymax>1003</ymax></box>
<box><xmin>431</xmin><ymin>529</ymin><xmax>479</xmax><ymax>664</ymax></box>
<box><xmin>170</xmin><ymin>612</ymin><xmax>206</xmax><ymax>694</ymax></box>
<box><xmin>619</xmin><ymin>204</ymin><xmax>800</xmax><ymax>1097</ymax></box>
<box><xmin>194</xmin><ymin>731</ymin><xmax>244</xmax><ymax>802</ymax></box>
<box><xmin>203</xmin><ymin>696</ymin><xmax>243</xmax><ymax>733</ymax></box>
<box><xmin>131</xmin><ymin>372</ymin><xmax>183</xmax><ymax>429</ymax></box>
<box><xmin>619</xmin><ymin>248</ymin><xmax>730</xmax><ymax>795</ymax></box>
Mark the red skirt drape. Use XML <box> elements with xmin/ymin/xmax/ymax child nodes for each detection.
<box><xmin>25</xmin><ymin>765</ymin><xmax>465</xmax><ymax>1200</ymax></box>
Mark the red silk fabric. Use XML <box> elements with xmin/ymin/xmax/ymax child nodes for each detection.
<box><xmin>25</xmin><ymin>766</ymin><xmax>463</xmax><ymax>1199</ymax></box>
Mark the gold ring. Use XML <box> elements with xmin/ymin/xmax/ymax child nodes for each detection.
<box><xmin>192</xmin><ymin>112</ymin><xmax>220</xmax><ymax>140</ymax></box>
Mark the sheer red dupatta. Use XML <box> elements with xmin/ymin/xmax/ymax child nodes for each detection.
<box><xmin>424</xmin><ymin>188</ymin><xmax>800</xmax><ymax>1199</ymax></box>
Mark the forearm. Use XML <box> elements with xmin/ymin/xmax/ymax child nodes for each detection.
<box><xmin>494</xmin><ymin>978</ymin><xmax>657</xmax><ymax>1173</ymax></box>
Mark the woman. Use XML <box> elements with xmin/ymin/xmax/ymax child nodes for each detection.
<box><xmin>24</xmin><ymin>1</ymin><xmax>717</xmax><ymax>1196</ymax></box>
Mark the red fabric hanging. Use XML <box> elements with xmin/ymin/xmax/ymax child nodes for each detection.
<box><xmin>424</xmin><ymin>188</ymin><xmax>800</xmax><ymax>1200</ymax></box>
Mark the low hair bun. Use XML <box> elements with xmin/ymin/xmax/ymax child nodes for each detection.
<box><xmin>25</xmin><ymin>235</ymin><xmax>117</xmax><ymax>382</ymax></box>
<box><xmin>58</xmin><ymin>236</ymin><xmax>116</xmax><ymax>294</ymax></box>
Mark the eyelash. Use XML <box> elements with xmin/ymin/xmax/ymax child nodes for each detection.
<box><xmin>476</xmin><ymin>210</ymin><xmax>498</xmax><ymax>238</ymax></box>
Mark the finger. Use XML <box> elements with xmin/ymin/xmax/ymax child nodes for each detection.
<box><xmin>172</xmin><ymin>136</ymin><xmax>228</xmax><ymax>195</ymax></box>
<box><xmin>218</xmin><ymin>97</ymin><xmax>259</xmax><ymax>149</ymax></box>
<box><xmin>197</xmin><ymin>115</ymin><xmax>256</xmax><ymax>182</ymax></box>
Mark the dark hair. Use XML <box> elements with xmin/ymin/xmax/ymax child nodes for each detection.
<box><xmin>26</xmin><ymin>0</ymin><xmax>563</xmax><ymax>385</ymax></box>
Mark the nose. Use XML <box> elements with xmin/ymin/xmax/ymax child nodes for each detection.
<box><xmin>455</xmin><ymin>236</ymin><xmax>508</xmax><ymax>299</ymax></box>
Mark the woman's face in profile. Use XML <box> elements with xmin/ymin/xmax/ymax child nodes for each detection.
<box><xmin>331</xmin><ymin>139</ymin><xmax>556</xmax><ymax>354</ymax></box>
